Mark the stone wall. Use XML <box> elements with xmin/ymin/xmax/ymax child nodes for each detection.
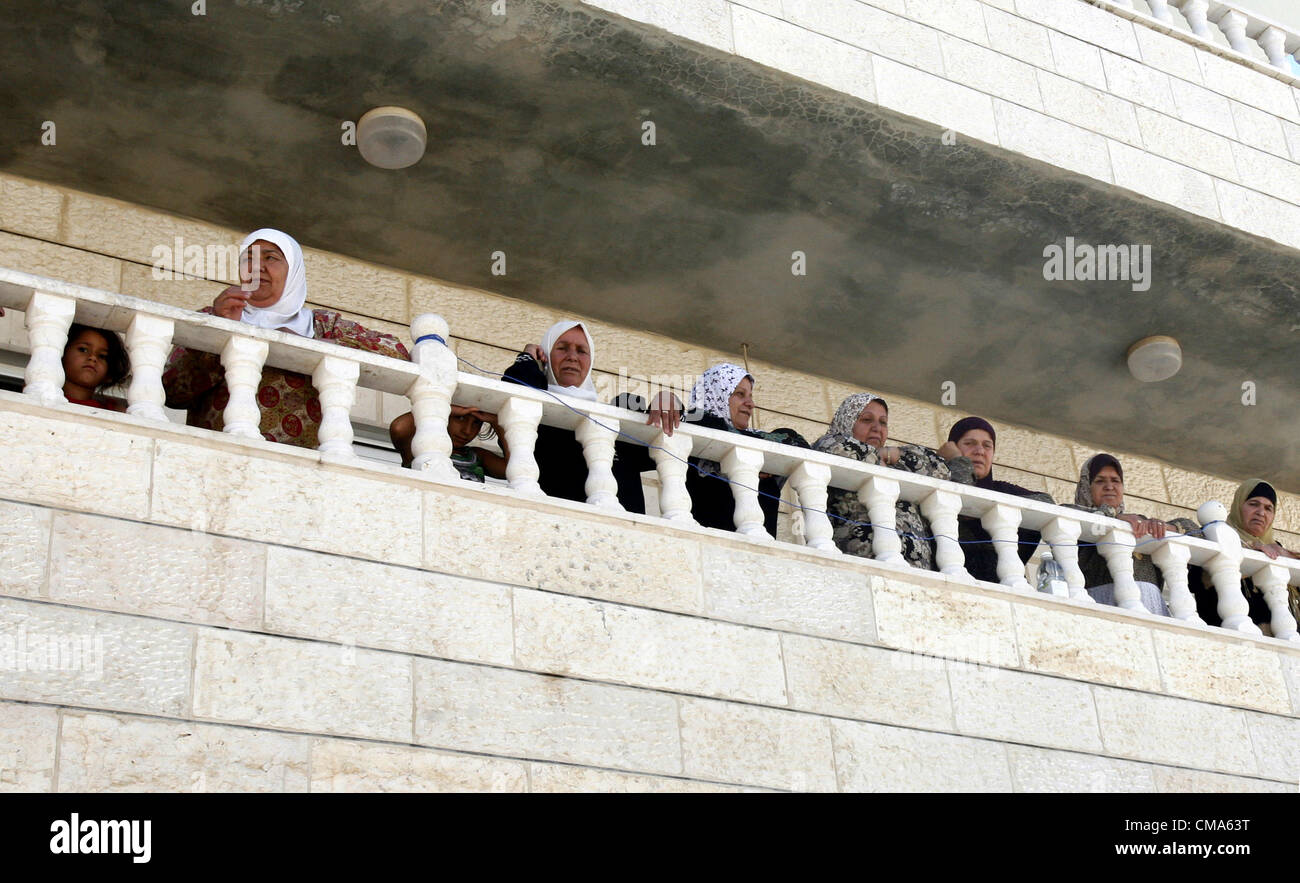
<box><xmin>1</xmin><ymin>394</ymin><xmax>1297</xmax><ymax>792</ymax></box>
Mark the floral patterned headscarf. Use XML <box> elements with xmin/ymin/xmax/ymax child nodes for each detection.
<box><xmin>814</xmin><ymin>392</ymin><xmax>886</xmax><ymax>452</ymax></box>
<box><xmin>689</xmin><ymin>363</ymin><xmax>752</xmax><ymax>428</ymax></box>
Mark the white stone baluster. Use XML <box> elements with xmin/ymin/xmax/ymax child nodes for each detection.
<box><xmin>497</xmin><ymin>397</ymin><xmax>545</xmax><ymax>496</ymax></box>
<box><xmin>1148</xmin><ymin>0</ymin><xmax>1173</xmax><ymax>24</ymax></box>
<box><xmin>124</xmin><ymin>313</ymin><xmax>174</xmax><ymax>422</ymax></box>
<box><xmin>1150</xmin><ymin>539</ymin><xmax>1201</xmax><ymax>623</ymax></box>
<box><xmin>651</xmin><ymin>430</ymin><xmax>696</xmax><ymax>523</ymax></box>
<box><xmin>1214</xmin><ymin>9</ymin><xmax>1252</xmax><ymax>54</ymax></box>
<box><xmin>219</xmin><ymin>335</ymin><xmax>269</xmax><ymax>439</ymax></box>
<box><xmin>575</xmin><ymin>414</ymin><xmax>623</xmax><ymax>510</ymax></box>
<box><xmin>1041</xmin><ymin>516</ymin><xmax>1092</xmax><ymax>601</ymax></box>
<box><xmin>22</xmin><ymin>291</ymin><xmax>76</xmax><ymax>406</ymax></box>
<box><xmin>1097</xmin><ymin>525</ymin><xmax>1145</xmax><ymax>611</ymax></box>
<box><xmin>721</xmin><ymin>445</ymin><xmax>769</xmax><ymax>539</ymax></box>
<box><xmin>1176</xmin><ymin>0</ymin><xmax>1211</xmax><ymax>38</ymax></box>
<box><xmin>788</xmin><ymin>462</ymin><xmax>835</xmax><ymax>551</ymax></box>
<box><xmin>312</xmin><ymin>355</ymin><xmax>360</xmax><ymax>460</ymax></box>
<box><xmin>407</xmin><ymin>313</ymin><xmax>459</xmax><ymax>481</ymax></box>
<box><xmin>920</xmin><ymin>489</ymin><xmax>966</xmax><ymax>578</ymax></box>
<box><xmin>1258</xmin><ymin>26</ymin><xmax>1289</xmax><ymax>71</ymax></box>
<box><xmin>981</xmin><ymin>503</ymin><xmax>1030</xmax><ymax>590</ymax></box>
<box><xmin>858</xmin><ymin>476</ymin><xmax>905</xmax><ymax>566</ymax></box>
<box><xmin>1198</xmin><ymin>501</ymin><xmax>1261</xmax><ymax>635</ymax></box>
<box><xmin>1251</xmin><ymin>563</ymin><xmax>1298</xmax><ymax>642</ymax></box>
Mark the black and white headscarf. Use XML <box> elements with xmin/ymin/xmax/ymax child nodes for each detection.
<box><xmin>689</xmin><ymin>363</ymin><xmax>752</xmax><ymax>428</ymax></box>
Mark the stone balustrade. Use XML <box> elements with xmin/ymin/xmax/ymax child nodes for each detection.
<box><xmin>2</xmin><ymin>265</ymin><xmax>1296</xmax><ymax>644</ymax></box>
<box><xmin>1099</xmin><ymin>0</ymin><xmax>1300</xmax><ymax>75</ymax></box>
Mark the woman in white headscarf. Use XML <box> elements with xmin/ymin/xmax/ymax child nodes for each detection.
<box><xmin>164</xmin><ymin>228</ymin><xmax>410</xmax><ymax>448</ymax></box>
<box><xmin>684</xmin><ymin>363</ymin><xmax>810</xmax><ymax>535</ymax></box>
<box><xmin>815</xmin><ymin>392</ymin><xmax>973</xmax><ymax>570</ymax></box>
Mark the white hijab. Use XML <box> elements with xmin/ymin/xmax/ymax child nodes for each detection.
<box><xmin>238</xmin><ymin>228</ymin><xmax>314</xmax><ymax>338</ymax></box>
<box><xmin>541</xmin><ymin>320</ymin><xmax>597</xmax><ymax>401</ymax></box>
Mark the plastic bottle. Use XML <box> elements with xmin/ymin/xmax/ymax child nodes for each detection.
<box><xmin>1036</xmin><ymin>549</ymin><xmax>1069</xmax><ymax>597</ymax></box>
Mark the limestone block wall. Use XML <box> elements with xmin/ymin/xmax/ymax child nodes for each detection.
<box><xmin>1</xmin><ymin>170</ymin><xmax>1297</xmax><ymax>549</ymax></box>
<box><xmin>580</xmin><ymin>0</ymin><xmax>1300</xmax><ymax>251</ymax></box>
<box><xmin>1</xmin><ymin>393</ymin><xmax>1297</xmax><ymax>792</ymax></box>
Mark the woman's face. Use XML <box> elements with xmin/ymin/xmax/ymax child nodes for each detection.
<box><xmin>851</xmin><ymin>400</ymin><xmax>888</xmax><ymax>448</ymax></box>
<box><xmin>729</xmin><ymin>376</ymin><xmax>754</xmax><ymax>429</ymax></box>
<box><xmin>956</xmin><ymin>429</ymin><xmax>994</xmax><ymax>480</ymax></box>
<box><xmin>1240</xmin><ymin>496</ymin><xmax>1276</xmax><ymax>538</ymax></box>
<box><xmin>63</xmin><ymin>329</ymin><xmax>111</xmax><ymax>393</ymax></box>
<box><xmin>240</xmin><ymin>239</ymin><xmax>289</xmax><ymax>308</ymax></box>
<box><xmin>1089</xmin><ymin>465</ymin><xmax>1124</xmax><ymax>508</ymax></box>
<box><xmin>549</xmin><ymin>327</ymin><xmax>592</xmax><ymax>388</ymax></box>
<box><xmin>448</xmin><ymin>411</ymin><xmax>484</xmax><ymax>449</ymax></box>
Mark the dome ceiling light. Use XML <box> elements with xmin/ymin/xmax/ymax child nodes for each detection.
<box><xmin>1126</xmin><ymin>335</ymin><xmax>1182</xmax><ymax>383</ymax></box>
<box><xmin>357</xmin><ymin>106</ymin><xmax>427</xmax><ymax>169</ymax></box>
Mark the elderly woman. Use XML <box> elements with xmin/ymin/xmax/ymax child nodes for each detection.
<box><xmin>163</xmin><ymin>228</ymin><xmax>409</xmax><ymax>447</ymax></box>
<box><xmin>1068</xmin><ymin>453</ymin><xmax>1199</xmax><ymax>615</ymax></box>
<box><xmin>816</xmin><ymin>393</ymin><xmax>973</xmax><ymax>570</ymax></box>
<box><xmin>684</xmin><ymin>363</ymin><xmax>809</xmax><ymax>535</ymax></box>
<box><xmin>948</xmin><ymin>417</ymin><xmax>1054</xmax><ymax>583</ymax></box>
<box><xmin>1194</xmin><ymin>479</ymin><xmax>1299</xmax><ymax>632</ymax></box>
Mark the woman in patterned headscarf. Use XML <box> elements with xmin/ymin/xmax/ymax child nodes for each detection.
<box><xmin>814</xmin><ymin>392</ymin><xmax>973</xmax><ymax>570</ymax></box>
<box><xmin>1194</xmin><ymin>479</ymin><xmax>1299</xmax><ymax>632</ymax></box>
<box><xmin>684</xmin><ymin>363</ymin><xmax>808</xmax><ymax>535</ymax></box>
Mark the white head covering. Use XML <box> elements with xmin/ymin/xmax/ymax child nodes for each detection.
<box><xmin>541</xmin><ymin>320</ymin><xmax>597</xmax><ymax>401</ymax></box>
<box><xmin>690</xmin><ymin>363</ymin><xmax>753</xmax><ymax>428</ymax></box>
<box><xmin>237</xmin><ymin>228</ymin><xmax>314</xmax><ymax>338</ymax></box>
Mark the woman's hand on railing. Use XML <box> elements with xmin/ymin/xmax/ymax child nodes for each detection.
<box><xmin>1118</xmin><ymin>513</ymin><xmax>1166</xmax><ymax>539</ymax></box>
<box><xmin>213</xmin><ymin>285</ymin><xmax>250</xmax><ymax>321</ymax></box>
<box><xmin>644</xmin><ymin>390</ymin><xmax>682</xmax><ymax>437</ymax></box>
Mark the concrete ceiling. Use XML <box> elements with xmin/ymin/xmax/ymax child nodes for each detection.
<box><xmin>2</xmin><ymin>0</ymin><xmax>1298</xmax><ymax>489</ymax></box>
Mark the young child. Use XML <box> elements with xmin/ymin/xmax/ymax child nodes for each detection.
<box><xmin>61</xmin><ymin>324</ymin><xmax>130</xmax><ymax>411</ymax></box>
<box><xmin>390</xmin><ymin>405</ymin><xmax>508</xmax><ymax>481</ymax></box>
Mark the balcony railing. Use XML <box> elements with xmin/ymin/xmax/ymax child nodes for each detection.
<box><xmin>2</xmin><ymin>265</ymin><xmax>1297</xmax><ymax>643</ymax></box>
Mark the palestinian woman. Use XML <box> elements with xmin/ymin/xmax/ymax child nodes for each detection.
<box><xmin>815</xmin><ymin>393</ymin><xmax>973</xmax><ymax>570</ymax></box>
<box><xmin>1068</xmin><ymin>453</ymin><xmax>1199</xmax><ymax>615</ymax></box>
<box><xmin>947</xmin><ymin>417</ymin><xmax>1054</xmax><ymax>583</ymax></box>
<box><xmin>1194</xmin><ymin>479</ymin><xmax>1299</xmax><ymax>631</ymax></box>
<box><xmin>684</xmin><ymin>363</ymin><xmax>809</xmax><ymax>535</ymax></box>
<box><xmin>163</xmin><ymin>228</ymin><xmax>409</xmax><ymax>448</ymax></box>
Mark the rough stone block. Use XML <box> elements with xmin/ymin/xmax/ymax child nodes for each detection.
<box><xmin>872</xmin><ymin>576</ymin><xmax>1020</xmax><ymax>667</ymax></box>
<box><xmin>831</xmin><ymin>718</ymin><xmax>1012</xmax><ymax>791</ymax></box>
<box><xmin>1167</xmin><ymin>78</ymin><xmax>1235</xmax><ymax>138</ymax></box>
<box><xmin>118</xmin><ymin>262</ymin><xmax>227</xmax><ymax>312</ymax></box>
<box><xmin>983</xmin><ymin>6</ymin><xmax>1054</xmax><ymax>69</ymax></box>
<box><xmin>264</xmin><ymin>547</ymin><xmax>513</xmax><ymax>666</ymax></box>
<box><xmin>150</xmin><ymin>438</ymin><xmax>422</xmax><ymax>567</ymax></box>
<box><xmin>63</xmin><ymin>192</ymin><xmax>237</xmax><ymax>267</ymax></box>
<box><xmin>409</xmin><ymin>278</ymin><xmax>560</xmax><ymax>355</ymax></box>
<box><xmin>426</xmin><ymin>492</ymin><xmax>704</xmax><ymax>614</ymax></box>
<box><xmin>732</xmin><ymin>5</ymin><xmax>876</xmax><ymax>104</ymax></box>
<box><xmin>0</xmin><ymin>231</ymin><xmax>121</xmax><ymax>291</ymax></box>
<box><xmin>58</xmin><ymin>712</ymin><xmax>311</xmax><ymax>792</ymax></box>
<box><xmin>785</xmin><ymin>0</ymin><xmax>944</xmax><ymax>73</ymax></box>
<box><xmin>679</xmin><ymin>696</ymin><xmax>837</xmax><ymax>791</ymax></box>
<box><xmin>300</xmin><ymin>248</ymin><xmax>408</xmax><ymax>326</ymax></box>
<box><xmin>48</xmin><ymin>513</ymin><xmax>264</xmax><ymax>629</ymax></box>
<box><xmin>1015</xmin><ymin>0</ymin><xmax>1140</xmax><ymax>59</ymax></box>
<box><xmin>1134</xmin><ymin>105</ymin><xmax>1238</xmax><ymax>181</ymax></box>
<box><xmin>1132</xmin><ymin>24</ymin><xmax>1204</xmax><ymax>83</ymax></box>
<box><xmin>1092</xmin><ymin>686</ymin><xmax>1256</xmax><ymax>775</ymax></box>
<box><xmin>1244</xmin><ymin>711</ymin><xmax>1300</xmax><ymax>784</ymax></box>
<box><xmin>903</xmin><ymin>0</ymin><xmax>990</xmax><ymax>45</ymax></box>
<box><xmin>1047</xmin><ymin>31</ymin><xmax>1107</xmax><ymax>90</ymax></box>
<box><xmin>1108</xmin><ymin>139</ymin><xmax>1221</xmax><ymax>221</ymax></box>
<box><xmin>1151</xmin><ymin>766</ymin><xmax>1289</xmax><ymax>793</ymax></box>
<box><xmin>701</xmin><ymin>545</ymin><xmax>876</xmax><ymax>642</ymax></box>
<box><xmin>513</xmin><ymin>589</ymin><xmax>787</xmax><ymax>705</ymax></box>
<box><xmin>1283</xmin><ymin>119</ymin><xmax>1300</xmax><ymax>164</ymax></box>
<box><xmin>1161</xmin><ymin>465</ymin><xmax>1243</xmax><ymax>513</ymax></box>
<box><xmin>581</xmin><ymin>0</ymin><xmax>734</xmax><ymax>53</ymax></box>
<box><xmin>941</xmin><ymin>34</ymin><xmax>1042</xmax><ymax>110</ymax></box>
<box><xmin>1231</xmin><ymin>141</ymin><xmax>1300</xmax><ymax>207</ymax></box>
<box><xmin>0</xmin><ymin>599</ymin><xmax>191</xmax><ymax>717</ymax></box>
<box><xmin>872</xmin><ymin>56</ymin><xmax>998</xmax><ymax>145</ymax></box>
<box><xmin>1282</xmin><ymin>652</ymin><xmax>1300</xmax><ymax>714</ymax></box>
<box><xmin>528</xmin><ymin>763</ymin><xmax>758</xmax><ymax>792</ymax></box>
<box><xmin>0</xmin><ymin>175</ymin><xmax>63</xmax><ymax>240</ymax></box>
<box><xmin>1005</xmin><ymin>745</ymin><xmax>1155</xmax><ymax>792</ymax></box>
<box><xmin>782</xmin><ymin>633</ymin><xmax>953</xmax><ymax>729</ymax></box>
<box><xmin>995</xmin><ymin>99</ymin><xmax>1113</xmax><ymax>182</ymax></box>
<box><xmin>1100</xmin><ymin>51</ymin><xmax>1177</xmax><ymax>116</ymax></box>
<box><xmin>990</xmin><ymin>424</ymin><xmax>1075</xmax><ymax>482</ymax></box>
<box><xmin>1214</xmin><ymin>178</ymin><xmax>1300</xmax><ymax>250</ymax></box>
<box><xmin>1152</xmin><ymin>630</ymin><xmax>1291</xmax><ymax>715</ymax></box>
<box><xmin>413</xmin><ymin>658</ymin><xmax>681</xmax><ymax>774</ymax></box>
<box><xmin>0</xmin><ymin>702</ymin><xmax>58</xmax><ymax>792</ymax></box>
<box><xmin>309</xmin><ymin>739</ymin><xmax>527</xmax><ymax>792</ymax></box>
<box><xmin>192</xmin><ymin>630</ymin><xmax>412</xmax><ymax>742</ymax></box>
<box><xmin>949</xmin><ymin>663</ymin><xmax>1102</xmax><ymax>751</ymax></box>
<box><xmin>1013</xmin><ymin>602</ymin><xmax>1162</xmax><ymax>691</ymax></box>
<box><xmin>0</xmin><ymin>500</ymin><xmax>50</xmax><ymax>600</ymax></box>
<box><xmin>1197</xmin><ymin>51</ymin><xmax>1299</xmax><ymax>122</ymax></box>
<box><xmin>1037</xmin><ymin>71</ymin><xmax>1143</xmax><ymax>147</ymax></box>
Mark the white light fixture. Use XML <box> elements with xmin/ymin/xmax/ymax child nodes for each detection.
<box><xmin>357</xmin><ymin>106</ymin><xmax>427</xmax><ymax>169</ymax></box>
<box><xmin>1126</xmin><ymin>335</ymin><xmax>1182</xmax><ymax>382</ymax></box>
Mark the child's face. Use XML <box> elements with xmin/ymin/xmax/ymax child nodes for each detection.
<box><xmin>447</xmin><ymin>412</ymin><xmax>484</xmax><ymax>449</ymax></box>
<box><xmin>63</xmin><ymin>329</ymin><xmax>111</xmax><ymax>392</ymax></box>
